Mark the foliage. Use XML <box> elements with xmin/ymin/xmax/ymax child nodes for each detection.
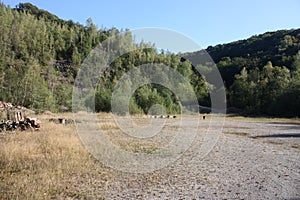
<box><xmin>185</xmin><ymin>30</ymin><xmax>300</xmax><ymax>117</ymax></box>
<box><xmin>0</xmin><ymin>3</ymin><xmax>111</xmax><ymax>112</ymax></box>
<box><xmin>0</xmin><ymin>3</ymin><xmax>206</xmax><ymax>114</ymax></box>
<box><xmin>0</xmin><ymin>3</ymin><xmax>299</xmax><ymax>117</ymax></box>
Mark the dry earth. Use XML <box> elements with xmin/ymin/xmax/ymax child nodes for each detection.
<box><xmin>0</xmin><ymin>114</ymin><xmax>299</xmax><ymax>199</ymax></box>
<box><xmin>99</xmin><ymin>116</ymin><xmax>300</xmax><ymax>199</ymax></box>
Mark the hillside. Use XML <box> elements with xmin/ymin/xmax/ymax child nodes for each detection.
<box><xmin>184</xmin><ymin>29</ymin><xmax>300</xmax><ymax>116</ymax></box>
<box><xmin>184</xmin><ymin>29</ymin><xmax>300</xmax><ymax>86</ymax></box>
<box><xmin>0</xmin><ymin>3</ymin><xmax>115</xmax><ymax>112</ymax></box>
<box><xmin>0</xmin><ymin>3</ymin><xmax>299</xmax><ymax>117</ymax></box>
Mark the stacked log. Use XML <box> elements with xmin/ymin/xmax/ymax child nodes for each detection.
<box><xmin>149</xmin><ymin>115</ymin><xmax>177</xmax><ymax>119</ymax></box>
<box><xmin>0</xmin><ymin>117</ymin><xmax>40</xmax><ymax>132</ymax></box>
<box><xmin>0</xmin><ymin>101</ymin><xmax>40</xmax><ymax>132</ymax></box>
<box><xmin>0</xmin><ymin>101</ymin><xmax>13</xmax><ymax>110</ymax></box>
<box><xmin>49</xmin><ymin>118</ymin><xmax>74</xmax><ymax>124</ymax></box>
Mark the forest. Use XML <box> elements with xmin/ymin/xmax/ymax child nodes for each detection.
<box><xmin>0</xmin><ymin>3</ymin><xmax>299</xmax><ymax>117</ymax></box>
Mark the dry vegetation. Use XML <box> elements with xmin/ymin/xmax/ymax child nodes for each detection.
<box><xmin>1</xmin><ymin>113</ymin><xmax>299</xmax><ymax>199</ymax></box>
<box><xmin>223</xmin><ymin>131</ymin><xmax>249</xmax><ymax>137</ymax></box>
<box><xmin>226</xmin><ymin>115</ymin><xmax>300</xmax><ymax>123</ymax></box>
<box><xmin>0</xmin><ymin>113</ymin><xmax>177</xmax><ymax>199</ymax></box>
<box><xmin>99</xmin><ymin>122</ymin><xmax>119</xmax><ymax>130</ymax></box>
<box><xmin>0</xmin><ymin>116</ymin><xmax>116</xmax><ymax>199</ymax></box>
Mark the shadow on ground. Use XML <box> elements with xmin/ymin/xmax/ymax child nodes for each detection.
<box><xmin>251</xmin><ymin>133</ymin><xmax>300</xmax><ymax>138</ymax></box>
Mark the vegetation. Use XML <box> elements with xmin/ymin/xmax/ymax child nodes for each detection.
<box><xmin>0</xmin><ymin>3</ymin><xmax>208</xmax><ymax>114</ymax></box>
<box><xmin>0</xmin><ymin>3</ymin><xmax>299</xmax><ymax>117</ymax></box>
<box><xmin>0</xmin><ymin>113</ymin><xmax>175</xmax><ymax>198</ymax></box>
<box><xmin>184</xmin><ymin>29</ymin><xmax>300</xmax><ymax>117</ymax></box>
<box><xmin>0</xmin><ymin>115</ymin><xmax>114</xmax><ymax>199</ymax></box>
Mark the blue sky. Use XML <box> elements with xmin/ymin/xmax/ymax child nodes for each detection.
<box><xmin>3</xmin><ymin>0</ymin><xmax>300</xmax><ymax>48</ymax></box>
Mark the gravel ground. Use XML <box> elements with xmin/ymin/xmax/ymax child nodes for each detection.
<box><xmin>83</xmin><ymin>117</ymin><xmax>300</xmax><ymax>199</ymax></box>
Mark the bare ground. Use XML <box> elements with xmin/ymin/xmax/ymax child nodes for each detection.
<box><xmin>0</xmin><ymin>115</ymin><xmax>299</xmax><ymax>199</ymax></box>
<box><xmin>100</xmin><ymin>117</ymin><xmax>300</xmax><ymax>199</ymax></box>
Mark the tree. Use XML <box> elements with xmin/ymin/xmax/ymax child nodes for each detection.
<box><xmin>95</xmin><ymin>87</ymin><xmax>112</xmax><ymax>112</ymax></box>
<box><xmin>229</xmin><ymin>67</ymin><xmax>249</xmax><ymax>110</ymax></box>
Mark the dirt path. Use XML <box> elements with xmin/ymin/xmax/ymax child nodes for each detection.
<box><xmin>97</xmin><ymin>117</ymin><xmax>300</xmax><ymax>199</ymax></box>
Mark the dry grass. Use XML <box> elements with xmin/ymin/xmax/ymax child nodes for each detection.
<box><xmin>97</xmin><ymin>112</ymin><xmax>113</xmax><ymax>119</ymax></box>
<box><xmin>227</xmin><ymin>115</ymin><xmax>300</xmax><ymax>124</ymax></box>
<box><xmin>0</xmin><ymin>117</ymin><xmax>114</xmax><ymax>199</ymax></box>
<box><xmin>257</xmin><ymin>139</ymin><xmax>284</xmax><ymax>146</ymax></box>
<box><xmin>223</xmin><ymin>131</ymin><xmax>249</xmax><ymax>137</ymax></box>
<box><xmin>3</xmin><ymin>112</ymin><xmax>297</xmax><ymax>198</ymax></box>
<box><xmin>291</xmin><ymin>144</ymin><xmax>300</xmax><ymax>149</ymax></box>
<box><xmin>99</xmin><ymin>122</ymin><xmax>119</xmax><ymax>130</ymax></box>
<box><xmin>106</xmin><ymin>129</ymin><xmax>169</xmax><ymax>154</ymax></box>
<box><xmin>119</xmin><ymin>141</ymin><xmax>159</xmax><ymax>154</ymax></box>
<box><xmin>97</xmin><ymin>115</ymin><xmax>180</xmax><ymax>154</ymax></box>
<box><xmin>0</xmin><ymin>113</ymin><xmax>180</xmax><ymax>199</ymax></box>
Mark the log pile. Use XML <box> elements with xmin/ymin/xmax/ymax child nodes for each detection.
<box><xmin>0</xmin><ymin>117</ymin><xmax>40</xmax><ymax>132</ymax></box>
<box><xmin>0</xmin><ymin>101</ymin><xmax>40</xmax><ymax>132</ymax></box>
<box><xmin>49</xmin><ymin>118</ymin><xmax>74</xmax><ymax>124</ymax></box>
<box><xmin>149</xmin><ymin>115</ymin><xmax>177</xmax><ymax>119</ymax></box>
<box><xmin>0</xmin><ymin>101</ymin><xmax>27</xmax><ymax>111</ymax></box>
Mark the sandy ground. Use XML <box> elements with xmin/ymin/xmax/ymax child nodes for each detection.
<box><xmin>92</xmin><ymin>116</ymin><xmax>300</xmax><ymax>199</ymax></box>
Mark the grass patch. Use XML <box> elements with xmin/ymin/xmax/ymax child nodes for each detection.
<box><xmin>291</xmin><ymin>144</ymin><xmax>300</xmax><ymax>149</ymax></box>
<box><xmin>99</xmin><ymin>122</ymin><xmax>119</xmax><ymax>130</ymax></box>
<box><xmin>106</xmin><ymin>131</ymin><xmax>162</xmax><ymax>154</ymax></box>
<box><xmin>223</xmin><ymin>131</ymin><xmax>249</xmax><ymax>137</ymax></box>
<box><xmin>250</xmin><ymin>137</ymin><xmax>284</xmax><ymax>146</ymax></box>
<box><xmin>260</xmin><ymin>140</ymin><xmax>284</xmax><ymax>145</ymax></box>
<box><xmin>126</xmin><ymin>143</ymin><xmax>159</xmax><ymax>154</ymax></box>
<box><xmin>226</xmin><ymin>115</ymin><xmax>300</xmax><ymax>124</ymax></box>
<box><xmin>0</xmin><ymin>117</ymin><xmax>114</xmax><ymax>199</ymax></box>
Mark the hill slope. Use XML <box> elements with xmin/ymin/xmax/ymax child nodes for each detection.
<box><xmin>184</xmin><ymin>29</ymin><xmax>300</xmax><ymax>117</ymax></box>
<box><xmin>0</xmin><ymin>3</ymin><xmax>299</xmax><ymax>116</ymax></box>
<box><xmin>184</xmin><ymin>29</ymin><xmax>300</xmax><ymax>86</ymax></box>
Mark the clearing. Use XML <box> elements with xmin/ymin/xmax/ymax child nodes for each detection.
<box><xmin>0</xmin><ymin>114</ymin><xmax>299</xmax><ymax>199</ymax></box>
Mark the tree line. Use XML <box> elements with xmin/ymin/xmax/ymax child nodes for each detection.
<box><xmin>185</xmin><ymin>29</ymin><xmax>300</xmax><ymax>117</ymax></box>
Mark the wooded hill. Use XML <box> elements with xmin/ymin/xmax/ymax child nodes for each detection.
<box><xmin>185</xmin><ymin>29</ymin><xmax>300</xmax><ymax>116</ymax></box>
<box><xmin>0</xmin><ymin>3</ymin><xmax>299</xmax><ymax>117</ymax></box>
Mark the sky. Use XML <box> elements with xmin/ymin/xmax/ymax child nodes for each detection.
<box><xmin>3</xmin><ymin>0</ymin><xmax>300</xmax><ymax>49</ymax></box>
